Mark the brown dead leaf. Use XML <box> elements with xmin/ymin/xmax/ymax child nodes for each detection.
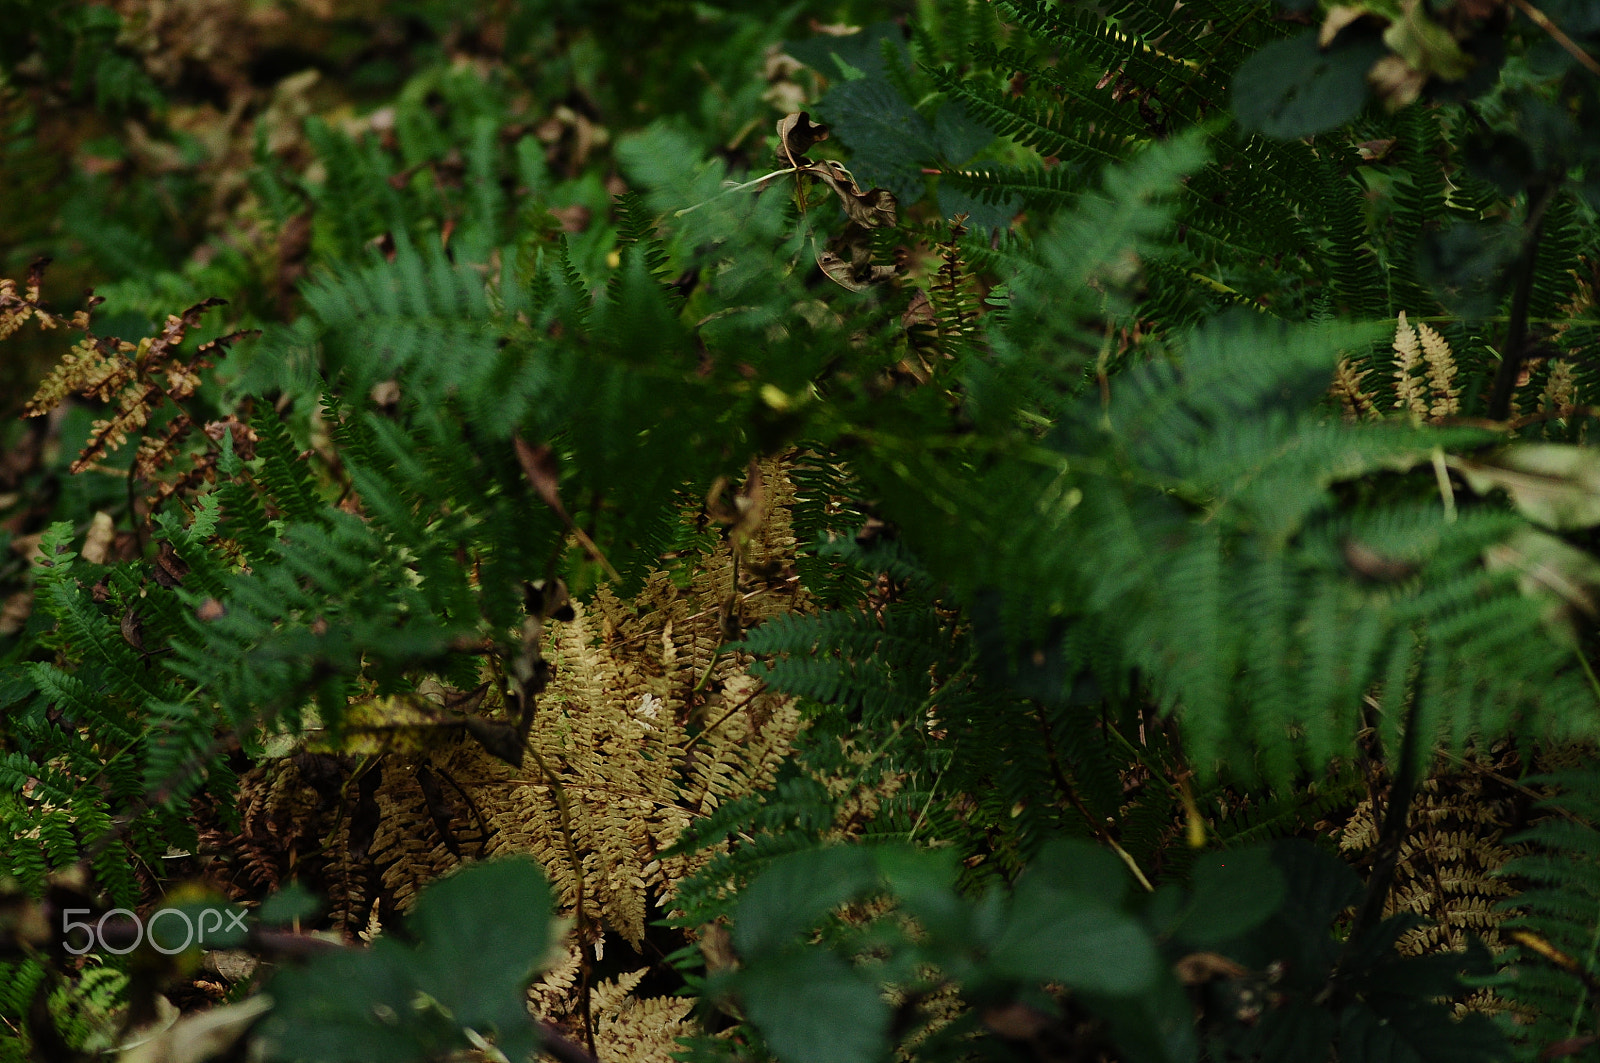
<box><xmin>775</xmin><ymin>112</ymin><xmax>898</xmax><ymax>230</ymax></box>
<box><xmin>548</xmin><ymin>203</ymin><xmax>592</xmax><ymax>233</ymax></box>
<box><xmin>119</xmin><ymin>995</ymin><xmax>272</xmax><ymax>1063</ymax></box>
<box><xmin>81</xmin><ymin>511</ymin><xmax>115</xmax><ymax>565</ymax></box>
<box><xmin>706</xmin><ymin>460</ymin><xmax>767</xmax><ymax>542</ymax></box>
<box><xmin>776</xmin><ymin>111</ymin><xmax>831</xmax><ymax>168</ymax></box>
<box><xmin>512</xmin><ymin>435</ymin><xmax>620</xmax><ymax>580</ymax></box>
<box><xmin>817</xmin><ymin>222</ymin><xmax>897</xmax><ymax>292</ymax></box>
<box><xmin>1319</xmin><ymin>5</ymin><xmax>1371</xmax><ymax>46</ymax></box>
<box><xmin>807</xmin><ymin>158</ymin><xmax>898</xmax><ymax>229</ymax></box>
<box><xmin>120</xmin><ymin>608</ymin><xmax>147</xmax><ymax>655</ymax></box>
<box><xmin>514</xmin><ymin>436</ymin><xmax>571</xmax><ymax>523</ymax></box>
<box><xmin>465</xmin><ymin>715</ymin><xmax>525</xmax><ymax>768</ymax></box>
<box><xmin>202</xmin><ymin>417</ymin><xmax>259</xmax><ymax>459</ymax></box>
<box><xmin>1357</xmin><ymin>138</ymin><xmax>1397</xmax><ymax>162</ymax></box>
<box><xmin>1368</xmin><ymin>54</ymin><xmax>1427</xmax><ymax>110</ymax></box>
<box><xmin>983</xmin><ymin>1002</ymin><xmax>1052</xmax><ymax>1039</ymax></box>
<box><xmin>1342</xmin><ymin>539</ymin><xmax>1418</xmax><ymax>582</ymax></box>
<box><xmin>153</xmin><ymin>541</ymin><xmax>190</xmax><ymax>589</ymax></box>
<box><xmin>0</xmin><ymin>591</ymin><xmax>31</xmax><ymax>636</ymax></box>
<box><xmin>1175</xmin><ymin>951</ymin><xmax>1248</xmax><ymax>985</ymax></box>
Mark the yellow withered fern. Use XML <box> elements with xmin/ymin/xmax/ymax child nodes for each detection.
<box><xmin>226</xmin><ymin>459</ymin><xmax>825</xmax><ymax>1056</ymax></box>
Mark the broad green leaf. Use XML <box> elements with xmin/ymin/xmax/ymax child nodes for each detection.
<box><xmin>259</xmin><ymin>881</ymin><xmax>322</xmax><ymax>925</ymax></box>
<box><xmin>258</xmin><ymin>938</ymin><xmax>447</xmax><ymax>1063</ymax></box>
<box><xmin>991</xmin><ymin>857</ymin><xmax>1160</xmax><ymax>997</ymax></box>
<box><xmin>1233</xmin><ymin>30</ymin><xmax>1385</xmax><ymax>139</ymax></box>
<box><xmin>740</xmin><ymin>950</ymin><xmax>892</xmax><ymax>1063</ymax></box>
<box><xmin>412</xmin><ymin>857</ymin><xmax>553</xmax><ymax>1035</ymax></box>
<box><xmin>733</xmin><ymin>846</ymin><xmax>878</xmax><ymax>960</ymax></box>
<box><xmin>1174</xmin><ymin>846</ymin><xmax>1285</xmax><ymax>947</ymax></box>
<box><xmin>1019</xmin><ymin>839</ymin><xmax>1136</xmax><ymax>907</ymax></box>
<box><xmin>814</xmin><ymin>77</ymin><xmax>934</xmax><ymax>203</ymax></box>
<box><xmin>785</xmin><ymin>22</ymin><xmax>908</xmax><ymax>82</ymax></box>
<box><xmin>873</xmin><ymin>845</ymin><xmax>969</xmax><ymax>949</ymax></box>
<box><xmin>932</xmin><ymin>102</ymin><xmax>994</xmax><ymax>166</ymax></box>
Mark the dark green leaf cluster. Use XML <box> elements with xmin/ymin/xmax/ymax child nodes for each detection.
<box><xmin>706</xmin><ymin>838</ymin><xmax>1505</xmax><ymax>1063</ymax></box>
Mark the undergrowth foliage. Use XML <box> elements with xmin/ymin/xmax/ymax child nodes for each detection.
<box><xmin>2</xmin><ymin>1</ymin><xmax>1600</xmax><ymax>1062</ymax></box>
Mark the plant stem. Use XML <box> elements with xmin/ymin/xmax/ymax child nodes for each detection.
<box><xmin>1488</xmin><ymin>181</ymin><xmax>1557</xmax><ymax>421</ymax></box>
<box><xmin>1329</xmin><ymin>681</ymin><xmax>1425</xmax><ymax>996</ymax></box>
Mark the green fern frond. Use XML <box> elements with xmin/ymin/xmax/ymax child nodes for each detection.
<box><xmin>1499</xmin><ymin>766</ymin><xmax>1600</xmax><ymax>1055</ymax></box>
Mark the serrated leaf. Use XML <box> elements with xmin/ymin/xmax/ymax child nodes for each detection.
<box><xmin>1233</xmin><ymin>29</ymin><xmax>1386</xmax><ymax>139</ymax></box>
<box><xmin>733</xmin><ymin>846</ymin><xmax>878</xmax><ymax>961</ymax></box>
<box><xmin>412</xmin><ymin>857</ymin><xmax>552</xmax><ymax>1034</ymax></box>
<box><xmin>815</xmin><ymin>77</ymin><xmax>934</xmax><ymax>204</ymax></box>
<box><xmin>991</xmin><ymin>851</ymin><xmax>1159</xmax><ymax>997</ymax></box>
<box><xmin>1174</xmin><ymin>846</ymin><xmax>1286</xmax><ymax>946</ymax></box>
<box><xmin>740</xmin><ymin>950</ymin><xmax>891</xmax><ymax>1063</ymax></box>
<box><xmin>932</xmin><ymin>103</ymin><xmax>994</xmax><ymax>166</ymax></box>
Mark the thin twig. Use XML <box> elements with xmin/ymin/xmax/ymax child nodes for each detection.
<box><xmin>1035</xmin><ymin>706</ymin><xmax>1154</xmax><ymax>892</ymax></box>
<box><xmin>1488</xmin><ymin>181</ymin><xmax>1558</xmax><ymax>421</ymax></box>
<box><xmin>1510</xmin><ymin>0</ymin><xmax>1600</xmax><ymax>77</ymax></box>
<box><xmin>1328</xmin><ymin>681</ymin><xmax>1425</xmax><ymax>1000</ymax></box>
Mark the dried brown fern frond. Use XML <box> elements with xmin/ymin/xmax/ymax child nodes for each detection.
<box><xmin>0</xmin><ymin>259</ymin><xmax>93</xmax><ymax>340</ymax></box>
<box><xmin>586</xmin><ymin>968</ymin><xmax>698</xmax><ymax>1063</ymax></box>
<box><xmin>1332</xmin><ymin>356</ymin><xmax>1378</xmax><ymax>421</ymax></box>
<box><xmin>218</xmin><ymin>462</ymin><xmax>814</xmax><ymax>1061</ymax></box>
<box><xmin>486</xmin><ymin>588</ymin><xmax>802</xmax><ymax>947</ymax></box>
<box><xmin>233</xmin><ymin>460</ymin><xmax>809</xmax><ymax>940</ymax></box>
<box><xmin>1542</xmin><ymin>356</ymin><xmax>1579</xmax><ymax>416</ymax></box>
<box><xmin>11</xmin><ymin>264</ymin><xmax>254</xmax><ymax>487</ymax></box>
<box><xmin>1338</xmin><ymin>753</ymin><xmax>1533</xmax><ymax>958</ymax></box>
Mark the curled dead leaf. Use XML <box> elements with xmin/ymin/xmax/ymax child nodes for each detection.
<box><xmin>1483</xmin><ymin>526</ymin><xmax>1600</xmax><ymax>646</ymax></box>
<box><xmin>514</xmin><ymin>436</ymin><xmax>569</xmax><ymax>522</ymax></box>
<box><xmin>465</xmin><ymin>715</ymin><xmax>525</xmax><ymax>768</ymax></box>
<box><xmin>153</xmin><ymin>540</ymin><xmax>190</xmax><ymax>588</ymax></box>
<box><xmin>1449</xmin><ymin>444</ymin><xmax>1600</xmax><ymax>530</ymax></box>
<box><xmin>776</xmin><ymin>111</ymin><xmax>831</xmax><ymax>168</ymax></box>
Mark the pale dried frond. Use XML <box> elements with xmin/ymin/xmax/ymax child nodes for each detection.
<box><xmin>1336</xmin><ymin>748</ymin><xmax>1555</xmax><ymax>1017</ymax></box>
<box><xmin>1392</xmin><ymin>310</ymin><xmax>1430</xmax><ymax>420</ymax></box>
<box><xmin>1417</xmin><ymin>320</ymin><xmax>1459</xmax><ymax>418</ymax></box>
<box><xmin>578</xmin><ymin>969</ymin><xmax>698</xmax><ymax>1063</ymax></box>
<box><xmin>1331</xmin><ymin>357</ymin><xmax>1378</xmax><ymax>421</ymax></box>
<box><xmin>221</xmin><ymin>461</ymin><xmax>814</xmax><ymax>1059</ymax></box>
<box><xmin>1542</xmin><ymin>357</ymin><xmax>1579</xmax><ymax>415</ymax></box>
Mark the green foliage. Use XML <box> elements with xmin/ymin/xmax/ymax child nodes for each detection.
<box><xmin>713</xmin><ymin>839</ymin><xmax>1506</xmax><ymax>1063</ymax></box>
<box><xmin>3</xmin><ymin>1</ymin><xmax>1600</xmax><ymax>1062</ymax></box>
<box><xmin>0</xmin><ymin>1</ymin><xmax>161</xmax><ymax>112</ymax></box>
<box><xmin>256</xmin><ymin>857</ymin><xmax>554</xmax><ymax>1063</ymax></box>
<box><xmin>1498</xmin><ymin>764</ymin><xmax>1600</xmax><ymax>1059</ymax></box>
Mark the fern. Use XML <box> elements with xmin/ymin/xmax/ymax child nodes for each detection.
<box><xmin>1498</xmin><ymin>765</ymin><xmax>1600</xmax><ymax>1060</ymax></box>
